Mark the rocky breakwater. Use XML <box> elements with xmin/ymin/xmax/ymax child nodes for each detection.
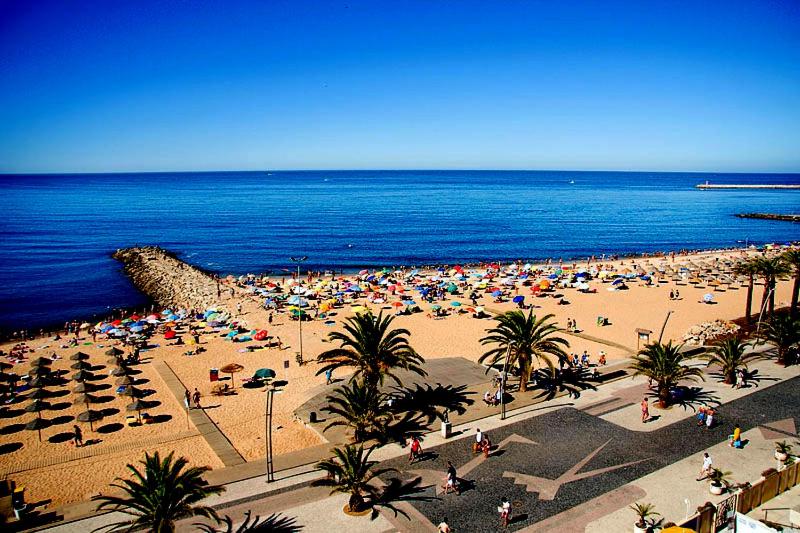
<box><xmin>113</xmin><ymin>246</ymin><xmax>223</xmax><ymax>311</ymax></box>
<box><xmin>683</xmin><ymin>320</ymin><xmax>740</xmax><ymax>346</ymax></box>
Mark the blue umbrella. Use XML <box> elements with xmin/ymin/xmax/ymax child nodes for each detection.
<box><xmin>491</xmin><ymin>290</ymin><xmax>502</xmax><ymax>297</ymax></box>
<box><xmin>612</xmin><ymin>278</ymin><xmax>624</xmax><ymax>285</ymax></box>
<box><xmin>404</xmin><ymin>300</ymin><xmax>417</xmax><ymax>306</ymax></box>
<box><xmin>513</xmin><ymin>295</ymin><xmax>525</xmax><ymax>303</ymax></box>
<box><xmin>548</xmin><ymin>273</ymin><xmax>559</xmax><ymax>279</ymax></box>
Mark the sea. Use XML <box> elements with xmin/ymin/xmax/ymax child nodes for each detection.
<box><xmin>1</xmin><ymin>170</ymin><xmax>798</xmax><ymax>333</ymax></box>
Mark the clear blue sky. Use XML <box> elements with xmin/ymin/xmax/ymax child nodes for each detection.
<box><xmin>1</xmin><ymin>0</ymin><xmax>799</xmax><ymax>173</ymax></box>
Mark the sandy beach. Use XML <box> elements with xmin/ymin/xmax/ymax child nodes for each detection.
<box><xmin>0</xmin><ymin>246</ymin><xmax>795</xmax><ymax>508</ymax></box>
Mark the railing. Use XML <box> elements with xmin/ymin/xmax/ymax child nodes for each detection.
<box><xmin>678</xmin><ymin>461</ymin><xmax>799</xmax><ymax>532</ymax></box>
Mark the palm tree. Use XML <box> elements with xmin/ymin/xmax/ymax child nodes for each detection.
<box><xmin>733</xmin><ymin>258</ymin><xmax>760</xmax><ymax>325</ymax></box>
<box><xmin>316</xmin><ymin>312</ymin><xmax>426</xmax><ymax>388</ymax></box>
<box><xmin>479</xmin><ymin>311</ymin><xmax>569</xmax><ymax>392</ymax></box>
<box><xmin>93</xmin><ymin>451</ymin><xmax>224</xmax><ymax>532</ymax></box>
<box><xmin>704</xmin><ymin>337</ymin><xmax>761</xmax><ymax>385</ymax></box>
<box><xmin>312</xmin><ymin>444</ymin><xmax>396</xmax><ymax>513</ymax></box>
<box><xmin>754</xmin><ymin>256</ymin><xmax>791</xmax><ymax>318</ymax></box>
<box><xmin>782</xmin><ymin>249</ymin><xmax>800</xmax><ymax>320</ymax></box>
<box><xmin>629</xmin><ymin>341</ymin><xmax>704</xmax><ymax>408</ymax></box>
<box><xmin>758</xmin><ymin>314</ymin><xmax>800</xmax><ymax>365</ymax></box>
<box><xmin>323</xmin><ymin>380</ymin><xmax>391</xmax><ymax>442</ymax></box>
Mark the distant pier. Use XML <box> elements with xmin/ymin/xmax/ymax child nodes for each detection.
<box><xmin>696</xmin><ymin>183</ymin><xmax>800</xmax><ymax>189</ymax></box>
<box><xmin>735</xmin><ymin>213</ymin><xmax>800</xmax><ymax>223</ymax></box>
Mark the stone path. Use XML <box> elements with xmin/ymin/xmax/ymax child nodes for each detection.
<box><xmin>377</xmin><ymin>370</ymin><xmax>800</xmax><ymax>531</ymax></box>
<box><xmin>155</xmin><ymin>361</ymin><xmax>246</xmax><ymax>467</ymax></box>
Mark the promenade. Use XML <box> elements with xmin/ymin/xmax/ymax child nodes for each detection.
<box><xmin>39</xmin><ymin>354</ymin><xmax>800</xmax><ymax>532</ymax></box>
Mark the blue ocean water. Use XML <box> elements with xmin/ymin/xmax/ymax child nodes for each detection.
<box><xmin>1</xmin><ymin>170</ymin><xmax>798</xmax><ymax>332</ymax></box>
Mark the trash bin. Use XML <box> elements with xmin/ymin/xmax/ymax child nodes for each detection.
<box><xmin>441</xmin><ymin>421</ymin><xmax>452</xmax><ymax>439</ymax></box>
<box><xmin>309</xmin><ymin>411</ymin><xmax>317</xmax><ymax>423</ymax></box>
<box><xmin>209</xmin><ymin>368</ymin><xmax>219</xmax><ymax>382</ymax></box>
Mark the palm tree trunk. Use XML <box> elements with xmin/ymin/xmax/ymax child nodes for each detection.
<box><xmin>658</xmin><ymin>384</ymin><xmax>669</xmax><ymax>408</ymax></box>
<box><xmin>519</xmin><ymin>356</ymin><xmax>530</xmax><ymax>392</ymax></box>
<box><xmin>745</xmin><ymin>274</ymin><xmax>754</xmax><ymax>325</ymax></box>
<box><xmin>791</xmin><ymin>273</ymin><xmax>799</xmax><ymax>321</ymax></box>
<box><xmin>769</xmin><ymin>278</ymin><xmax>776</xmax><ymax>316</ymax></box>
<box><xmin>760</xmin><ymin>280</ymin><xmax>770</xmax><ymax>319</ymax></box>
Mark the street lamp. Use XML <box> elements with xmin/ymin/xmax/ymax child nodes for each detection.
<box><xmin>289</xmin><ymin>256</ymin><xmax>308</xmax><ymax>364</ymax></box>
<box><xmin>265</xmin><ymin>380</ymin><xmax>285</xmax><ymax>483</ymax></box>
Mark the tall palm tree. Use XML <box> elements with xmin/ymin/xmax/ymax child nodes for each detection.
<box><xmin>629</xmin><ymin>341</ymin><xmax>705</xmax><ymax>408</ymax></box>
<box><xmin>758</xmin><ymin>314</ymin><xmax>800</xmax><ymax>366</ymax></box>
<box><xmin>704</xmin><ymin>337</ymin><xmax>761</xmax><ymax>385</ymax></box>
<box><xmin>754</xmin><ymin>256</ymin><xmax>791</xmax><ymax>318</ymax></box>
<box><xmin>93</xmin><ymin>451</ymin><xmax>224</xmax><ymax>532</ymax></box>
<box><xmin>782</xmin><ymin>249</ymin><xmax>800</xmax><ymax>320</ymax></box>
<box><xmin>733</xmin><ymin>258</ymin><xmax>760</xmax><ymax>325</ymax></box>
<box><xmin>312</xmin><ymin>444</ymin><xmax>396</xmax><ymax>513</ymax></box>
<box><xmin>316</xmin><ymin>312</ymin><xmax>426</xmax><ymax>388</ymax></box>
<box><xmin>479</xmin><ymin>311</ymin><xmax>569</xmax><ymax>392</ymax></box>
<box><xmin>323</xmin><ymin>380</ymin><xmax>391</xmax><ymax>442</ymax></box>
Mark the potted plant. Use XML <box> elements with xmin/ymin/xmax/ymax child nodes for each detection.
<box><xmin>629</xmin><ymin>502</ymin><xmax>659</xmax><ymax>533</ymax></box>
<box><xmin>775</xmin><ymin>441</ymin><xmax>792</xmax><ymax>462</ymax></box>
<box><xmin>708</xmin><ymin>467</ymin><xmax>733</xmax><ymax>495</ymax></box>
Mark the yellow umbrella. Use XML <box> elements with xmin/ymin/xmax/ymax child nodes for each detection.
<box><xmin>351</xmin><ymin>306</ymin><xmax>369</xmax><ymax>315</ymax></box>
<box><xmin>661</xmin><ymin>527</ymin><xmax>696</xmax><ymax>533</ymax></box>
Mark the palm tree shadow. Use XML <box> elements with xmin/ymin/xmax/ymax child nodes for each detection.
<box><xmin>666</xmin><ymin>386</ymin><xmax>721</xmax><ymax>410</ymax></box>
<box><xmin>531</xmin><ymin>368</ymin><xmax>597</xmax><ymax>400</ymax></box>
<box><xmin>368</xmin><ymin>476</ymin><xmax>438</xmax><ymax>521</ymax></box>
<box><xmin>390</xmin><ymin>383</ymin><xmax>475</xmax><ymax>425</ymax></box>
<box><xmin>196</xmin><ymin>510</ymin><xmax>303</xmax><ymax>532</ymax></box>
<box><xmin>741</xmin><ymin>369</ymin><xmax>778</xmax><ymax>387</ymax></box>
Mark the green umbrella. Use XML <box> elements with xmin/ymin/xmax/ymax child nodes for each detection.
<box><xmin>254</xmin><ymin>368</ymin><xmax>276</xmax><ymax>379</ymax></box>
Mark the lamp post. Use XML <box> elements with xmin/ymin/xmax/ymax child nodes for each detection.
<box><xmin>265</xmin><ymin>384</ymin><xmax>275</xmax><ymax>482</ymax></box>
<box><xmin>289</xmin><ymin>256</ymin><xmax>308</xmax><ymax>364</ymax></box>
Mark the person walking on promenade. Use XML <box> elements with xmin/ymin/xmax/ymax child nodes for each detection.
<box><xmin>409</xmin><ymin>436</ymin><xmax>423</xmax><ymax>464</ymax></box>
<box><xmin>192</xmin><ymin>388</ymin><xmax>201</xmax><ymax>409</ymax></box>
<box><xmin>641</xmin><ymin>397</ymin><xmax>650</xmax><ymax>423</ymax></box>
<box><xmin>73</xmin><ymin>424</ymin><xmax>83</xmax><ymax>447</ymax></box>
<box><xmin>184</xmin><ymin>389</ymin><xmax>191</xmax><ymax>410</ymax></box>
<box><xmin>697</xmin><ymin>452</ymin><xmax>713</xmax><ymax>480</ymax></box>
<box><xmin>443</xmin><ymin>461</ymin><xmax>459</xmax><ymax>495</ymax></box>
<box><xmin>498</xmin><ymin>496</ymin><xmax>512</xmax><ymax>527</ymax></box>
<box><xmin>325</xmin><ymin>368</ymin><xmax>333</xmax><ymax>385</ymax></box>
<box><xmin>437</xmin><ymin>517</ymin><xmax>452</xmax><ymax>532</ymax></box>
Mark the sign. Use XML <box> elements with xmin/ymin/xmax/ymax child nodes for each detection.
<box><xmin>735</xmin><ymin>512</ymin><xmax>778</xmax><ymax>532</ymax></box>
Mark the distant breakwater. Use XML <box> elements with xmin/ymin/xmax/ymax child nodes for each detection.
<box><xmin>735</xmin><ymin>213</ymin><xmax>800</xmax><ymax>223</ymax></box>
<box><xmin>112</xmin><ymin>246</ymin><xmax>225</xmax><ymax>311</ymax></box>
<box><xmin>696</xmin><ymin>183</ymin><xmax>800</xmax><ymax>189</ymax></box>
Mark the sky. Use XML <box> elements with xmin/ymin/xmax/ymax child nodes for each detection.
<box><xmin>0</xmin><ymin>0</ymin><xmax>799</xmax><ymax>174</ymax></box>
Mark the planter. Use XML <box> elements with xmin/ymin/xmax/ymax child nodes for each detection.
<box><xmin>775</xmin><ymin>451</ymin><xmax>789</xmax><ymax>462</ymax></box>
<box><xmin>633</xmin><ymin>525</ymin><xmax>647</xmax><ymax>533</ymax></box>
<box><xmin>709</xmin><ymin>483</ymin><xmax>725</xmax><ymax>495</ymax></box>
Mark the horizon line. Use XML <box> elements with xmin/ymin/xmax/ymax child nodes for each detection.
<box><xmin>2</xmin><ymin>167</ymin><xmax>800</xmax><ymax>177</ymax></box>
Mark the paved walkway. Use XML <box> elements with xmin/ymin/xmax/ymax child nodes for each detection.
<box><xmin>155</xmin><ymin>361</ymin><xmax>245</xmax><ymax>467</ymax></box>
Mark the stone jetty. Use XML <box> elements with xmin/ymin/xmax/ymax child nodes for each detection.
<box><xmin>113</xmin><ymin>246</ymin><xmax>224</xmax><ymax>311</ymax></box>
<box><xmin>735</xmin><ymin>213</ymin><xmax>800</xmax><ymax>223</ymax></box>
<box><xmin>696</xmin><ymin>183</ymin><xmax>800</xmax><ymax>189</ymax></box>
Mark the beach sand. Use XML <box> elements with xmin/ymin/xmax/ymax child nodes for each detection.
<box><xmin>1</xmin><ymin>247</ymin><xmax>795</xmax><ymax>508</ymax></box>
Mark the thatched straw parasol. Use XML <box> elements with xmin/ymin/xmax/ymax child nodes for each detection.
<box><xmin>26</xmin><ymin>416</ymin><xmax>50</xmax><ymax>441</ymax></box>
<box><xmin>72</xmin><ymin>370</ymin><xmax>94</xmax><ymax>382</ymax></box>
<box><xmin>70</xmin><ymin>352</ymin><xmax>91</xmax><ymax>361</ymax></box>
<box><xmin>77</xmin><ymin>409</ymin><xmax>103</xmax><ymax>431</ymax></box>
<box><xmin>70</xmin><ymin>361</ymin><xmax>93</xmax><ymax>371</ymax></box>
<box><xmin>220</xmin><ymin>363</ymin><xmax>245</xmax><ymax>390</ymax></box>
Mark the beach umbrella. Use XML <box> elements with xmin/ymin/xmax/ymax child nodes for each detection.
<box><xmin>115</xmin><ymin>376</ymin><xmax>134</xmax><ymax>386</ymax></box>
<box><xmin>253</xmin><ymin>368</ymin><xmax>276</xmax><ymax>380</ymax></box>
<box><xmin>70</xmin><ymin>352</ymin><xmax>91</xmax><ymax>361</ymax></box>
<box><xmin>73</xmin><ymin>382</ymin><xmax>95</xmax><ymax>393</ymax></box>
<box><xmin>391</xmin><ymin>301</ymin><xmax>403</xmax><ymax>308</ymax></box>
<box><xmin>28</xmin><ymin>376</ymin><xmax>49</xmax><ymax>388</ymax></box>
<box><xmin>73</xmin><ymin>393</ymin><xmax>97</xmax><ymax>407</ymax></box>
<box><xmin>121</xmin><ymin>386</ymin><xmax>141</xmax><ymax>398</ymax></box>
<box><xmin>475</xmin><ymin>306</ymin><xmax>485</xmax><ymax>314</ymax></box>
<box><xmin>25</xmin><ymin>399</ymin><xmax>51</xmax><ymax>417</ymax></box>
<box><xmin>661</xmin><ymin>528</ymin><xmax>696</xmax><ymax>533</ymax></box>
<box><xmin>703</xmin><ymin>293</ymin><xmax>714</xmax><ymax>303</ymax></box>
<box><xmin>512</xmin><ymin>295</ymin><xmax>525</xmax><ymax>304</ymax></box>
<box><xmin>450</xmin><ymin>301</ymin><xmax>462</xmax><ymax>307</ymax></box>
<box><xmin>107</xmin><ymin>356</ymin><xmax>122</xmax><ymax>364</ymax></box>
<box><xmin>491</xmin><ymin>290</ymin><xmax>502</xmax><ymax>297</ymax></box>
<box><xmin>403</xmin><ymin>300</ymin><xmax>417</xmax><ymax>306</ymax></box>
<box><xmin>126</xmin><ymin>400</ymin><xmax>147</xmax><ymax>422</ymax></box>
<box><xmin>77</xmin><ymin>409</ymin><xmax>103</xmax><ymax>431</ymax></box>
<box><xmin>430</xmin><ymin>304</ymin><xmax>441</xmax><ymax>311</ymax></box>
<box><xmin>104</xmin><ymin>347</ymin><xmax>124</xmax><ymax>356</ymax></box>
<box><xmin>28</xmin><ymin>367</ymin><xmax>50</xmax><ymax>378</ymax></box>
<box><xmin>26</xmin><ymin>416</ymin><xmax>50</xmax><ymax>442</ymax></box>
<box><xmin>110</xmin><ymin>367</ymin><xmax>129</xmax><ymax>377</ymax></box>
<box><xmin>72</xmin><ymin>370</ymin><xmax>94</xmax><ymax>382</ymax></box>
<box><xmin>30</xmin><ymin>357</ymin><xmax>52</xmax><ymax>368</ymax></box>
<box><xmin>70</xmin><ymin>361</ymin><xmax>92</xmax><ymax>371</ymax></box>
<box><xmin>27</xmin><ymin>387</ymin><xmax>50</xmax><ymax>400</ymax></box>
<box><xmin>220</xmin><ymin>363</ymin><xmax>245</xmax><ymax>390</ymax></box>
